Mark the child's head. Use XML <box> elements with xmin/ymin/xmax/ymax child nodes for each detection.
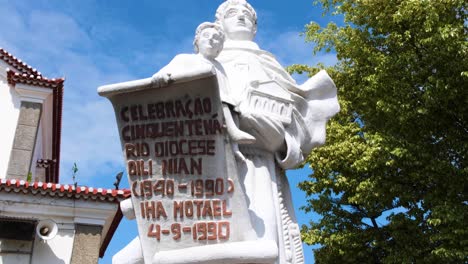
<box><xmin>194</xmin><ymin>22</ymin><xmax>225</xmax><ymax>59</ymax></box>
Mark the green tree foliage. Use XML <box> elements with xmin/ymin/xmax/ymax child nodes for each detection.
<box><xmin>289</xmin><ymin>0</ymin><xmax>467</xmax><ymax>263</ymax></box>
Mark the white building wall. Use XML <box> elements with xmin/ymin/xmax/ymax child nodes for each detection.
<box><xmin>0</xmin><ymin>239</ymin><xmax>32</xmax><ymax>264</ymax></box>
<box><xmin>32</xmin><ymin>93</ymin><xmax>54</xmax><ymax>181</ymax></box>
<box><xmin>0</xmin><ymin>252</ymin><xmax>31</xmax><ymax>264</ymax></box>
<box><xmin>31</xmin><ymin>228</ymin><xmax>75</xmax><ymax>264</ymax></box>
<box><xmin>0</xmin><ymin>192</ymin><xmax>120</xmax><ymax>264</ymax></box>
<box><xmin>0</xmin><ymin>63</ymin><xmax>21</xmax><ymax>179</ymax></box>
<box><xmin>40</xmin><ymin>93</ymin><xmax>53</xmax><ymax>160</ymax></box>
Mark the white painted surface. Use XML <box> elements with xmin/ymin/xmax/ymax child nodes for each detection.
<box><xmin>0</xmin><ymin>191</ymin><xmax>120</xmax><ymax>264</ymax></box>
<box><xmin>0</xmin><ymin>253</ymin><xmax>30</xmax><ymax>264</ymax></box>
<box><xmin>32</xmin><ymin>122</ymin><xmax>44</xmax><ymax>181</ymax></box>
<box><xmin>0</xmin><ymin>61</ymin><xmax>55</xmax><ymax>180</ymax></box>
<box><xmin>14</xmin><ymin>83</ymin><xmax>52</xmax><ymax>104</ymax></box>
<box><xmin>153</xmin><ymin>241</ymin><xmax>278</xmax><ymax>264</ymax></box>
<box><xmin>40</xmin><ymin>93</ymin><xmax>54</xmax><ymax>161</ymax></box>
<box><xmin>0</xmin><ymin>64</ymin><xmax>21</xmax><ymax>178</ymax></box>
<box><xmin>120</xmin><ymin>198</ymin><xmax>136</xmax><ymax>220</ymax></box>
<box><xmin>112</xmin><ymin>237</ymin><xmax>143</xmax><ymax>264</ymax></box>
<box><xmin>33</xmin><ymin>91</ymin><xmax>54</xmax><ymax>181</ymax></box>
<box><xmin>31</xmin><ymin>229</ymin><xmax>74</xmax><ymax>264</ymax></box>
<box><xmin>0</xmin><ymin>239</ymin><xmax>32</xmax><ymax>264</ymax></box>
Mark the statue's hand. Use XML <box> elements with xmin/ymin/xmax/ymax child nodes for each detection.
<box><xmin>151</xmin><ymin>71</ymin><xmax>173</xmax><ymax>87</ymax></box>
<box><xmin>240</xmin><ymin>112</ymin><xmax>285</xmax><ymax>152</ymax></box>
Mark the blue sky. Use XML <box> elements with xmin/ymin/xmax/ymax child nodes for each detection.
<box><xmin>0</xmin><ymin>1</ymin><xmax>338</xmax><ymax>263</ymax></box>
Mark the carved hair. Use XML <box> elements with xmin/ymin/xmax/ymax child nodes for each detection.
<box><xmin>193</xmin><ymin>22</ymin><xmax>225</xmax><ymax>53</ymax></box>
<box><xmin>215</xmin><ymin>0</ymin><xmax>258</xmax><ymax>33</ymax></box>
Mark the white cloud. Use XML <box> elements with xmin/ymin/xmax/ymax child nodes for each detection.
<box><xmin>28</xmin><ymin>11</ymin><xmax>93</xmax><ymax>51</ymax></box>
<box><xmin>60</xmin><ymin>100</ymin><xmax>123</xmax><ymax>185</ymax></box>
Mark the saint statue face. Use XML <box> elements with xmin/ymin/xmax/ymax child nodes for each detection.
<box><xmin>197</xmin><ymin>27</ymin><xmax>224</xmax><ymax>59</ymax></box>
<box><xmin>221</xmin><ymin>4</ymin><xmax>256</xmax><ymax>41</ymax></box>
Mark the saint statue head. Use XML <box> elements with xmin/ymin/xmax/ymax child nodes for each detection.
<box><xmin>215</xmin><ymin>0</ymin><xmax>257</xmax><ymax>41</ymax></box>
<box><xmin>193</xmin><ymin>22</ymin><xmax>226</xmax><ymax>60</ymax></box>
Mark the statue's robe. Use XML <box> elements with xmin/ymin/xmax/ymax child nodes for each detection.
<box><xmin>218</xmin><ymin>40</ymin><xmax>339</xmax><ymax>264</ymax></box>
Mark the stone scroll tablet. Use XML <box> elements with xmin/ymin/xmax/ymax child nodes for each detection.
<box><xmin>99</xmin><ymin>70</ymin><xmax>257</xmax><ymax>264</ymax></box>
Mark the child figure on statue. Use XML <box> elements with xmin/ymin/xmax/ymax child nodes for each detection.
<box><xmin>194</xmin><ymin>22</ymin><xmax>255</xmax><ymax>148</ymax></box>
<box><xmin>152</xmin><ymin>22</ymin><xmax>255</xmax><ymax>159</ymax></box>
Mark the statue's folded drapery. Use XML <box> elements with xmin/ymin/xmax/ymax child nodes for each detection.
<box><xmin>218</xmin><ymin>40</ymin><xmax>339</xmax><ymax>264</ymax></box>
<box><xmin>218</xmin><ymin>41</ymin><xmax>340</xmax><ymax>168</ymax></box>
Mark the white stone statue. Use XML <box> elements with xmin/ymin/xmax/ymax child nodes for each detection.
<box><xmin>213</xmin><ymin>0</ymin><xmax>339</xmax><ymax>263</ymax></box>
<box><xmin>112</xmin><ymin>1</ymin><xmax>339</xmax><ymax>263</ymax></box>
